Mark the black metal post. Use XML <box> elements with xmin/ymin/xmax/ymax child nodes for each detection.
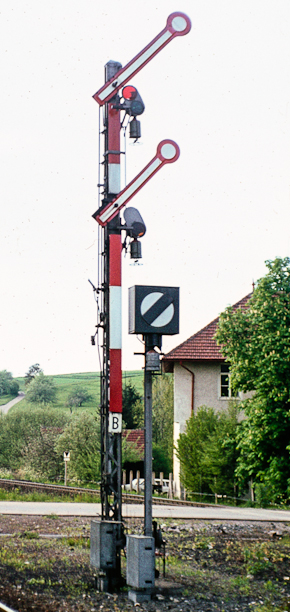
<box><xmin>144</xmin><ymin>336</ymin><xmax>153</xmax><ymax>537</ymax></box>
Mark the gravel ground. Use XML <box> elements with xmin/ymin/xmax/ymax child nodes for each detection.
<box><xmin>1</xmin><ymin>515</ymin><xmax>290</xmax><ymax>611</ymax></box>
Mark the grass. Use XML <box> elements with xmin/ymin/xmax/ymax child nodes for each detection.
<box><xmin>0</xmin><ymin>394</ymin><xmax>18</xmax><ymax>406</ymax></box>
<box><xmin>19</xmin><ymin>531</ymin><xmax>40</xmax><ymax>539</ymax></box>
<box><xmin>13</xmin><ymin>370</ymin><xmax>144</xmax><ymax>414</ymax></box>
<box><xmin>0</xmin><ymin>488</ymin><xmax>100</xmax><ymax>503</ymax></box>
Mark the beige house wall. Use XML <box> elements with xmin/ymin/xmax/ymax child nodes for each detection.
<box><xmin>172</xmin><ymin>361</ymin><xmax>250</xmax><ymax>496</ymax></box>
<box><xmin>174</xmin><ymin>361</ymin><xmax>233</xmax><ymax>430</ymax></box>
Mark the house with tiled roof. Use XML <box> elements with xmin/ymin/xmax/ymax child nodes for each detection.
<box><xmin>162</xmin><ymin>293</ymin><xmax>252</xmax><ymax>497</ymax></box>
<box><xmin>122</xmin><ymin>428</ymin><xmax>144</xmax><ymax>479</ymax></box>
<box><xmin>122</xmin><ymin>429</ymin><xmax>144</xmax><ymax>456</ymax></box>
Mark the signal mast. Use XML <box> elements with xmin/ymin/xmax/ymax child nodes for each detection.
<box><xmin>90</xmin><ymin>13</ymin><xmax>191</xmax><ymax>592</ymax></box>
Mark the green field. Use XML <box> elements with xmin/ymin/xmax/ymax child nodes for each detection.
<box><xmin>11</xmin><ymin>370</ymin><xmax>144</xmax><ymax>413</ymax></box>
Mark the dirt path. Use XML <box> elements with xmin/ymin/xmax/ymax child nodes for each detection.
<box><xmin>0</xmin><ymin>394</ymin><xmax>25</xmax><ymax>414</ymax></box>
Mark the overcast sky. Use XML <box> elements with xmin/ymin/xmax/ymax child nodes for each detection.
<box><xmin>1</xmin><ymin>0</ymin><xmax>290</xmax><ymax>377</ymax></box>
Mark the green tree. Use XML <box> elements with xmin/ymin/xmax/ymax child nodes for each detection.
<box><xmin>132</xmin><ymin>398</ymin><xmax>144</xmax><ymax>429</ymax></box>
<box><xmin>152</xmin><ymin>374</ymin><xmax>174</xmax><ymax>475</ymax></box>
<box><xmin>215</xmin><ymin>257</ymin><xmax>290</xmax><ymax>502</ymax></box>
<box><xmin>0</xmin><ymin>407</ymin><xmax>70</xmax><ymax>472</ymax></box>
<box><xmin>130</xmin><ymin>374</ymin><xmax>174</xmax><ymax>474</ymax></box>
<box><xmin>55</xmin><ymin>412</ymin><xmax>101</xmax><ymax>483</ymax></box>
<box><xmin>24</xmin><ymin>363</ymin><xmax>43</xmax><ymax>387</ymax></box>
<box><xmin>25</xmin><ymin>373</ymin><xmax>57</xmax><ymax>406</ymax></box>
<box><xmin>22</xmin><ymin>427</ymin><xmax>64</xmax><ymax>481</ymax></box>
<box><xmin>201</xmin><ymin>402</ymin><xmax>240</xmax><ymax>496</ymax></box>
<box><xmin>152</xmin><ymin>444</ymin><xmax>172</xmax><ymax>476</ymax></box>
<box><xmin>177</xmin><ymin>406</ymin><xmax>219</xmax><ymax>493</ymax></box>
<box><xmin>0</xmin><ymin>370</ymin><xmax>19</xmax><ymax>397</ymax></box>
<box><xmin>9</xmin><ymin>380</ymin><xmax>20</xmax><ymax>396</ymax></box>
<box><xmin>176</xmin><ymin>404</ymin><xmax>239</xmax><ymax>496</ymax></box>
<box><xmin>66</xmin><ymin>387</ymin><xmax>92</xmax><ymax>412</ymax></box>
<box><xmin>122</xmin><ymin>381</ymin><xmax>142</xmax><ymax>429</ymax></box>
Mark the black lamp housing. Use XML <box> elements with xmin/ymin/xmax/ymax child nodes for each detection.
<box><xmin>123</xmin><ymin>207</ymin><xmax>146</xmax><ymax>260</ymax></box>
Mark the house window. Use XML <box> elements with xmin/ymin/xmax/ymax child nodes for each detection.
<box><xmin>220</xmin><ymin>364</ymin><xmax>237</xmax><ymax>398</ymax></box>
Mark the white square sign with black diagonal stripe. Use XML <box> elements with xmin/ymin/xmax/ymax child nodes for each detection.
<box><xmin>129</xmin><ymin>285</ymin><xmax>179</xmax><ymax>335</ymax></box>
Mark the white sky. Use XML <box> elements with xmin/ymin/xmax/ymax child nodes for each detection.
<box><xmin>0</xmin><ymin>0</ymin><xmax>290</xmax><ymax>377</ymax></box>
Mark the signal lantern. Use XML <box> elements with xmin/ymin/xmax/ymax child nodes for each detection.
<box><xmin>129</xmin><ymin>117</ymin><xmax>141</xmax><ymax>140</ymax></box>
<box><xmin>124</xmin><ymin>207</ymin><xmax>146</xmax><ymax>239</ymax></box>
<box><xmin>123</xmin><ymin>207</ymin><xmax>146</xmax><ymax>260</ymax></box>
<box><xmin>121</xmin><ymin>85</ymin><xmax>145</xmax><ymax>117</ymax></box>
<box><xmin>122</xmin><ymin>85</ymin><xmax>138</xmax><ymax>100</ymax></box>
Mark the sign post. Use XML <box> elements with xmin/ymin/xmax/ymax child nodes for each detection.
<box><xmin>63</xmin><ymin>451</ymin><xmax>70</xmax><ymax>486</ymax></box>
<box><xmin>127</xmin><ymin>288</ymin><xmax>179</xmax><ymax>601</ymax></box>
<box><xmin>129</xmin><ymin>285</ymin><xmax>179</xmax><ymax>537</ymax></box>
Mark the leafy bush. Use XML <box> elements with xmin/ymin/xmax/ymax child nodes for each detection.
<box><xmin>55</xmin><ymin>412</ymin><xmax>101</xmax><ymax>483</ymax></box>
<box><xmin>22</xmin><ymin>427</ymin><xmax>64</xmax><ymax>481</ymax></box>
<box><xmin>152</xmin><ymin>375</ymin><xmax>173</xmax><ymax>474</ymax></box>
<box><xmin>25</xmin><ymin>374</ymin><xmax>57</xmax><ymax>406</ymax></box>
<box><xmin>152</xmin><ymin>443</ymin><xmax>172</xmax><ymax>477</ymax></box>
<box><xmin>254</xmin><ymin>483</ymin><xmax>273</xmax><ymax>508</ymax></box>
<box><xmin>0</xmin><ymin>407</ymin><xmax>70</xmax><ymax>472</ymax></box>
<box><xmin>0</xmin><ymin>370</ymin><xmax>19</xmax><ymax>397</ymax></box>
<box><xmin>66</xmin><ymin>387</ymin><xmax>92</xmax><ymax>412</ymax></box>
<box><xmin>177</xmin><ymin>404</ymin><xmax>239</xmax><ymax>496</ymax></box>
<box><xmin>122</xmin><ymin>381</ymin><xmax>142</xmax><ymax>429</ymax></box>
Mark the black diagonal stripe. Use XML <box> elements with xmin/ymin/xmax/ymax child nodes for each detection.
<box><xmin>142</xmin><ymin>293</ymin><xmax>174</xmax><ymax>326</ymax></box>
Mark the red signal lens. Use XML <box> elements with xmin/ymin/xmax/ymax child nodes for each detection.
<box><xmin>122</xmin><ymin>85</ymin><xmax>137</xmax><ymax>100</ymax></box>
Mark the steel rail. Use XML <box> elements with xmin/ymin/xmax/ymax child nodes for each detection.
<box><xmin>0</xmin><ymin>478</ymin><xmax>100</xmax><ymax>496</ymax></box>
<box><xmin>0</xmin><ymin>601</ymin><xmax>18</xmax><ymax>612</ymax></box>
<box><xmin>0</xmin><ymin>478</ymin><xmax>221</xmax><ymax>508</ymax></box>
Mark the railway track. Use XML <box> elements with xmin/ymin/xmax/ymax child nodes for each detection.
<box><xmin>0</xmin><ymin>601</ymin><xmax>18</xmax><ymax>612</ymax></box>
<box><xmin>0</xmin><ymin>478</ymin><xmax>101</xmax><ymax>498</ymax></box>
<box><xmin>0</xmin><ymin>478</ymin><xmax>216</xmax><ymax>507</ymax></box>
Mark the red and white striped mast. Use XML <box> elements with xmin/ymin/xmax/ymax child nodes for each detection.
<box><xmin>100</xmin><ymin>60</ymin><xmax>123</xmax><ymax>526</ymax></box>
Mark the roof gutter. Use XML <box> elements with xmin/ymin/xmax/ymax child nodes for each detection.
<box><xmin>179</xmin><ymin>361</ymin><xmax>194</xmax><ymax>414</ymax></box>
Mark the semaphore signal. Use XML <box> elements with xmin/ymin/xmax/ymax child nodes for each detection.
<box><xmin>93</xmin><ymin>13</ymin><xmax>191</xmax><ymax>106</ymax></box>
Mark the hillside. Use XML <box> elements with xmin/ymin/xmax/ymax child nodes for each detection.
<box><xmin>12</xmin><ymin>370</ymin><xmax>144</xmax><ymax>412</ymax></box>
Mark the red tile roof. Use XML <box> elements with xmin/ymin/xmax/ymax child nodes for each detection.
<box><xmin>122</xmin><ymin>429</ymin><xmax>144</xmax><ymax>458</ymax></box>
<box><xmin>162</xmin><ymin>293</ymin><xmax>252</xmax><ymax>368</ymax></box>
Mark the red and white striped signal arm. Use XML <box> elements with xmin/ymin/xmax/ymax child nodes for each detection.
<box><xmin>93</xmin><ymin>140</ymin><xmax>180</xmax><ymax>227</ymax></box>
<box><xmin>93</xmin><ymin>13</ymin><xmax>191</xmax><ymax>106</ymax></box>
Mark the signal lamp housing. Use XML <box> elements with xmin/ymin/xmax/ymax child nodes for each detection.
<box><xmin>123</xmin><ymin>207</ymin><xmax>146</xmax><ymax>260</ymax></box>
<box><xmin>122</xmin><ymin>85</ymin><xmax>138</xmax><ymax>100</ymax></box>
<box><xmin>121</xmin><ymin>85</ymin><xmax>145</xmax><ymax>117</ymax></box>
<box><xmin>124</xmin><ymin>207</ymin><xmax>146</xmax><ymax>239</ymax></box>
<box><xmin>130</xmin><ymin>239</ymin><xmax>142</xmax><ymax>259</ymax></box>
<box><xmin>129</xmin><ymin>118</ymin><xmax>141</xmax><ymax>140</ymax></box>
